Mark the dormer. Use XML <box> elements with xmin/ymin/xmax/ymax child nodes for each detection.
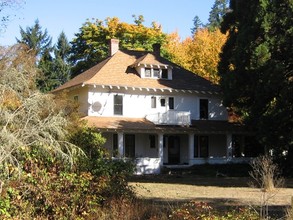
<box><xmin>138</xmin><ymin>64</ymin><xmax>172</xmax><ymax>80</ymax></box>
<box><xmin>131</xmin><ymin>43</ymin><xmax>173</xmax><ymax>80</ymax></box>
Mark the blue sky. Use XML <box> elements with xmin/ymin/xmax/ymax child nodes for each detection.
<box><xmin>0</xmin><ymin>0</ymin><xmax>215</xmax><ymax>46</ymax></box>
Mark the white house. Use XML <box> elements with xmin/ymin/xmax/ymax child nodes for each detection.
<box><xmin>54</xmin><ymin>39</ymin><xmax>257</xmax><ymax>174</ymax></box>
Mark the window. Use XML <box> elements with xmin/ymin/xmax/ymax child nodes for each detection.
<box><xmin>149</xmin><ymin>135</ymin><xmax>156</xmax><ymax>148</ymax></box>
<box><xmin>114</xmin><ymin>95</ymin><xmax>123</xmax><ymax>115</ymax></box>
<box><xmin>151</xmin><ymin>96</ymin><xmax>156</xmax><ymax>108</ymax></box>
<box><xmin>161</xmin><ymin>69</ymin><xmax>168</xmax><ymax>79</ymax></box>
<box><xmin>169</xmin><ymin>97</ymin><xmax>174</xmax><ymax>109</ymax></box>
<box><xmin>200</xmin><ymin>99</ymin><xmax>208</xmax><ymax>119</ymax></box>
<box><xmin>194</xmin><ymin>135</ymin><xmax>209</xmax><ymax>158</ymax></box>
<box><xmin>125</xmin><ymin>134</ymin><xmax>135</xmax><ymax>158</ymax></box>
<box><xmin>145</xmin><ymin>68</ymin><xmax>151</xmax><ymax>77</ymax></box>
<box><xmin>153</xmin><ymin>69</ymin><xmax>160</xmax><ymax>78</ymax></box>
<box><xmin>73</xmin><ymin>95</ymin><xmax>78</xmax><ymax>101</ymax></box>
<box><xmin>113</xmin><ymin>134</ymin><xmax>118</xmax><ymax>157</ymax></box>
<box><xmin>160</xmin><ymin>98</ymin><xmax>166</xmax><ymax>107</ymax></box>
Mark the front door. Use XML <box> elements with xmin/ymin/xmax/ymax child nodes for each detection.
<box><xmin>168</xmin><ymin>136</ymin><xmax>180</xmax><ymax>164</ymax></box>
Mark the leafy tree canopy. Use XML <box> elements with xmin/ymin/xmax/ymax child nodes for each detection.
<box><xmin>165</xmin><ymin>28</ymin><xmax>227</xmax><ymax>84</ymax></box>
<box><xmin>219</xmin><ymin>0</ymin><xmax>293</xmax><ymax>169</ymax></box>
<box><xmin>69</xmin><ymin>16</ymin><xmax>167</xmax><ymax>77</ymax></box>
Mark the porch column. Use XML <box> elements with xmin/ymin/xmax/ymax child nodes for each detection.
<box><xmin>226</xmin><ymin>133</ymin><xmax>233</xmax><ymax>160</ymax></box>
<box><xmin>118</xmin><ymin>132</ymin><xmax>124</xmax><ymax>158</ymax></box>
<box><xmin>188</xmin><ymin>133</ymin><xmax>194</xmax><ymax>165</ymax></box>
<box><xmin>158</xmin><ymin>133</ymin><xmax>164</xmax><ymax>165</ymax></box>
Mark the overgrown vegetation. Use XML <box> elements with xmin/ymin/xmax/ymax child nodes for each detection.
<box><xmin>0</xmin><ymin>45</ymin><xmax>135</xmax><ymax>219</ymax></box>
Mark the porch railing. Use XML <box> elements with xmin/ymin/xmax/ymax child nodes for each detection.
<box><xmin>146</xmin><ymin>111</ymin><xmax>191</xmax><ymax>126</ymax></box>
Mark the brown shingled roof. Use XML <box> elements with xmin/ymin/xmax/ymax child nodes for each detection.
<box><xmin>53</xmin><ymin>49</ymin><xmax>221</xmax><ymax>93</ymax></box>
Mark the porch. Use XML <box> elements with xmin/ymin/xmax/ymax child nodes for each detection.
<box><xmin>84</xmin><ymin>116</ymin><xmax>256</xmax><ymax>175</ymax></box>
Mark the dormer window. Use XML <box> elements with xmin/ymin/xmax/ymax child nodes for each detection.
<box><xmin>145</xmin><ymin>68</ymin><xmax>151</xmax><ymax>77</ymax></box>
<box><xmin>142</xmin><ymin>67</ymin><xmax>171</xmax><ymax>79</ymax></box>
<box><xmin>153</xmin><ymin>69</ymin><xmax>160</xmax><ymax>78</ymax></box>
<box><xmin>161</xmin><ymin>69</ymin><xmax>168</xmax><ymax>79</ymax></box>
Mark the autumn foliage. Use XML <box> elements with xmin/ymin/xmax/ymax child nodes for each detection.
<box><xmin>165</xmin><ymin>28</ymin><xmax>227</xmax><ymax>84</ymax></box>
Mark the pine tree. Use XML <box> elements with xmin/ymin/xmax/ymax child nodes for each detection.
<box><xmin>17</xmin><ymin>19</ymin><xmax>52</xmax><ymax>58</ymax></box>
<box><xmin>219</xmin><ymin>0</ymin><xmax>293</xmax><ymax>170</ymax></box>
<box><xmin>208</xmin><ymin>0</ymin><xmax>228</xmax><ymax>30</ymax></box>
<box><xmin>191</xmin><ymin>15</ymin><xmax>203</xmax><ymax>36</ymax></box>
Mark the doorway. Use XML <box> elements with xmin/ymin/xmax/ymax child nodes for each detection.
<box><xmin>168</xmin><ymin>136</ymin><xmax>180</xmax><ymax>164</ymax></box>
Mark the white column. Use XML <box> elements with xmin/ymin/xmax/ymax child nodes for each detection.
<box><xmin>118</xmin><ymin>132</ymin><xmax>124</xmax><ymax>158</ymax></box>
<box><xmin>158</xmin><ymin>133</ymin><xmax>164</xmax><ymax>165</ymax></box>
<box><xmin>226</xmin><ymin>133</ymin><xmax>233</xmax><ymax>160</ymax></box>
<box><xmin>189</xmin><ymin>133</ymin><xmax>194</xmax><ymax>165</ymax></box>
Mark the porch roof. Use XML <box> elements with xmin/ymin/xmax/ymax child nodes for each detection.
<box><xmin>82</xmin><ymin>116</ymin><xmax>249</xmax><ymax>134</ymax></box>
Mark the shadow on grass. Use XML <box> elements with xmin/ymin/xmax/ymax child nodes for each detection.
<box><xmin>129</xmin><ymin>164</ymin><xmax>293</xmax><ymax>188</ymax></box>
<box><xmin>139</xmin><ymin>197</ymin><xmax>290</xmax><ymax>219</ymax></box>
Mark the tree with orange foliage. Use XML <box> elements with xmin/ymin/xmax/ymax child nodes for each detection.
<box><xmin>70</xmin><ymin>16</ymin><xmax>167</xmax><ymax>77</ymax></box>
<box><xmin>165</xmin><ymin>28</ymin><xmax>227</xmax><ymax>84</ymax></box>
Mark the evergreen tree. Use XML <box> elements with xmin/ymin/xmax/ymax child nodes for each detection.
<box><xmin>191</xmin><ymin>15</ymin><xmax>203</xmax><ymax>36</ymax></box>
<box><xmin>53</xmin><ymin>31</ymin><xmax>71</xmax><ymax>86</ymax></box>
<box><xmin>208</xmin><ymin>0</ymin><xmax>228</xmax><ymax>30</ymax></box>
<box><xmin>38</xmin><ymin>32</ymin><xmax>71</xmax><ymax>92</ymax></box>
<box><xmin>17</xmin><ymin>19</ymin><xmax>52</xmax><ymax>57</ymax></box>
<box><xmin>219</xmin><ymin>0</ymin><xmax>293</xmax><ymax>171</ymax></box>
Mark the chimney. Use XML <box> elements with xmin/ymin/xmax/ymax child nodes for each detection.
<box><xmin>109</xmin><ymin>39</ymin><xmax>119</xmax><ymax>56</ymax></box>
<box><xmin>152</xmin><ymin>43</ymin><xmax>161</xmax><ymax>56</ymax></box>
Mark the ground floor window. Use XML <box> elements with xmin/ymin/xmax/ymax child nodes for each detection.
<box><xmin>113</xmin><ymin>133</ymin><xmax>118</xmax><ymax>157</ymax></box>
<box><xmin>194</xmin><ymin>135</ymin><xmax>209</xmax><ymax>158</ymax></box>
<box><xmin>149</xmin><ymin>135</ymin><xmax>156</xmax><ymax>148</ymax></box>
<box><xmin>125</xmin><ymin>134</ymin><xmax>135</xmax><ymax>158</ymax></box>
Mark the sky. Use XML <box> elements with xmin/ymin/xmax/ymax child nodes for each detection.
<box><xmin>0</xmin><ymin>0</ymin><xmax>215</xmax><ymax>46</ymax></box>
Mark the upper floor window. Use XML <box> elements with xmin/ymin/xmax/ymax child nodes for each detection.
<box><xmin>160</xmin><ymin>98</ymin><xmax>166</xmax><ymax>107</ymax></box>
<box><xmin>114</xmin><ymin>95</ymin><xmax>123</xmax><ymax>115</ymax></box>
<box><xmin>145</xmin><ymin>68</ymin><xmax>151</xmax><ymax>77</ymax></box>
<box><xmin>161</xmin><ymin>69</ymin><xmax>168</xmax><ymax>79</ymax></box>
<box><xmin>169</xmin><ymin>97</ymin><xmax>174</xmax><ymax>109</ymax></box>
<box><xmin>200</xmin><ymin>99</ymin><xmax>208</xmax><ymax>119</ymax></box>
<box><xmin>151</xmin><ymin>96</ymin><xmax>156</xmax><ymax>108</ymax></box>
<box><xmin>143</xmin><ymin>67</ymin><xmax>170</xmax><ymax>79</ymax></box>
<box><xmin>153</xmin><ymin>69</ymin><xmax>160</xmax><ymax>78</ymax></box>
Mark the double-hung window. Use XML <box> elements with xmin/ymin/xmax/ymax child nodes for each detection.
<box><xmin>200</xmin><ymin>99</ymin><xmax>208</xmax><ymax>119</ymax></box>
<box><xmin>114</xmin><ymin>95</ymin><xmax>123</xmax><ymax>115</ymax></box>
<box><xmin>151</xmin><ymin>96</ymin><xmax>156</xmax><ymax>108</ymax></box>
<box><xmin>169</xmin><ymin>97</ymin><xmax>174</xmax><ymax>110</ymax></box>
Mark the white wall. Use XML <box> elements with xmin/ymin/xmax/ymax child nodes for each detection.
<box><xmin>86</xmin><ymin>87</ymin><xmax>228</xmax><ymax>121</ymax></box>
<box><xmin>68</xmin><ymin>87</ymin><xmax>89</xmax><ymax>115</ymax></box>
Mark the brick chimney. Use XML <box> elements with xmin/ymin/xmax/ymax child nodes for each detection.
<box><xmin>152</xmin><ymin>43</ymin><xmax>161</xmax><ymax>56</ymax></box>
<box><xmin>109</xmin><ymin>39</ymin><xmax>119</xmax><ymax>56</ymax></box>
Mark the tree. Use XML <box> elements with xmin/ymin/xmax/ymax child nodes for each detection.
<box><xmin>165</xmin><ymin>28</ymin><xmax>227</xmax><ymax>84</ymax></box>
<box><xmin>219</xmin><ymin>0</ymin><xmax>293</xmax><ymax>171</ymax></box>
<box><xmin>38</xmin><ymin>32</ymin><xmax>71</xmax><ymax>92</ymax></box>
<box><xmin>16</xmin><ymin>19</ymin><xmax>53</xmax><ymax>58</ymax></box>
<box><xmin>191</xmin><ymin>15</ymin><xmax>203</xmax><ymax>35</ymax></box>
<box><xmin>0</xmin><ymin>45</ymin><xmax>81</xmax><ymax>179</ymax></box>
<box><xmin>207</xmin><ymin>0</ymin><xmax>229</xmax><ymax>30</ymax></box>
<box><xmin>69</xmin><ymin>16</ymin><xmax>167</xmax><ymax>77</ymax></box>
